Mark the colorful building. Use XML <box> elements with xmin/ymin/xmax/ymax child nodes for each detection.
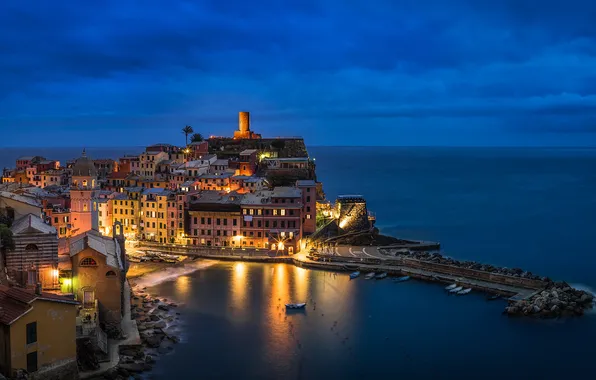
<box><xmin>0</xmin><ymin>285</ymin><xmax>78</xmax><ymax>379</ymax></box>
<box><xmin>7</xmin><ymin>214</ymin><xmax>59</xmax><ymax>290</ymax></box>
<box><xmin>240</xmin><ymin>187</ymin><xmax>303</xmax><ymax>253</ymax></box>
<box><xmin>69</xmin><ymin>150</ymin><xmax>98</xmax><ymax>237</ymax></box>
<box><xmin>188</xmin><ymin>191</ymin><xmax>243</xmax><ymax>247</ymax></box>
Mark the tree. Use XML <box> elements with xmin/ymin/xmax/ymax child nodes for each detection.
<box><xmin>0</xmin><ymin>224</ymin><xmax>15</xmax><ymax>284</ymax></box>
<box><xmin>182</xmin><ymin>125</ymin><xmax>194</xmax><ymax>145</ymax></box>
<box><xmin>190</xmin><ymin>133</ymin><xmax>204</xmax><ymax>143</ymax></box>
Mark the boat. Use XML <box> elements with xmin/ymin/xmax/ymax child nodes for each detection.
<box><xmin>457</xmin><ymin>288</ymin><xmax>472</xmax><ymax>295</ymax></box>
<box><xmin>349</xmin><ymin>271</ymin><xmax>361</xmax><ymax>279</ymax></box>
<box><xmin>375</xmin><ymin>272</ymin><xmax>388</xmax><ymax>280</ymax></box>
<box><xmin>393</xmin><ymin>276</ymin><xmax>410</xmax><ymax>282</ymax></box>
<box><xmin>364</xmin><ymin>272</ymin><xmax>376</xmax><ymax>280</ymax></box>
<box><xmin>445</xmin><ymin>283</ymin><xmax>458</xmax><ymax>291</ymax></box>
<box><xmin>286</xmin><ymin>303</ymin><xmax>307</xmax><ymax>309</ymax></box>
<box><xmin>449</xmin><ymin>286</ymin><xmax>463</xmax><ymax>294</ymax></box>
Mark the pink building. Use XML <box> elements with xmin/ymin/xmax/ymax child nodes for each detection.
<box><xmin>69</xmin><ymin>150</ymin><xmax>98</xmax><ymax>237</ymax></box>
<box><xmin>296</xmin><ymin>180</ymin><xmax>317</xmax><ymax>234</ymax></box>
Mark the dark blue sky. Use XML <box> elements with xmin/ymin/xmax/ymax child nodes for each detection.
<box><xmin>1</xmin><ymin>0</ymin><xmax>596</xmax><ymax>147</ymax></box>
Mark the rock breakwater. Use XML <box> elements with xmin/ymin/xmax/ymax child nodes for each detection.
<box><xmin>101</xmin><ymin>286</ymin><xmax>183</xmax><ymax>379</ymax></box>
<box><xmin>505</xmin><ymin>281</ymin><xmax>594</xmax><ymax>318</ymax></box>
<box><xmin>383</xmin><ymin>249</ymin><xmax>550</xmax><ymax>282</ymax></box>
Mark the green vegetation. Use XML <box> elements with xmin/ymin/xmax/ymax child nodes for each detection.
<box><xmin>182</xmin><ymin>125</ymin><xmax>194</xmax><ymax>145</ymax></box>
<box><xmin>270</xmin><ymin>139</ymin><xmax>285</xmax><ymax>150</ymax></box>
<box><xmin>190</xmin><ymin>133</ymin><xmax>204</xmax><ymax>143</ymax></box>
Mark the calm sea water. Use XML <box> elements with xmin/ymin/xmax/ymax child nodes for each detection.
<box><xmin>2</xmin><ymin>146</ymin><xmax>595</xmax><ymax>378</ymax></box>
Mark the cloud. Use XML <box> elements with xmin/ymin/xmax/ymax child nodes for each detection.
<box><xmin>0</xmin><ymin>0</ymin><xmax>596</xmax><ymax>146</ymax></box>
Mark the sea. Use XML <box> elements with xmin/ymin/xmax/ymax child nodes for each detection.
<box><xmin>1</xmin><ymin>146</ymin><xmax>595</xmax><ymax>379</ymax></box>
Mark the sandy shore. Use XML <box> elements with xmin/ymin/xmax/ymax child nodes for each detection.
<box><xmin>127</xmin><ymin>262</ymin><xmax>171</xmax><ymax>279</ymax></box>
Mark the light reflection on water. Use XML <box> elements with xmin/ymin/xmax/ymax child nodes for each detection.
<box><xmin>147</xmin><ymin>261</ymin><xmax>596</xmax><ymax>380</ymax></box>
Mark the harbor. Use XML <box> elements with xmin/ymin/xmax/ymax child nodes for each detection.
<box><xmin>133</xmin><ymin>240</ymin><xmax>594</xmax><ymax>317</ymax></box>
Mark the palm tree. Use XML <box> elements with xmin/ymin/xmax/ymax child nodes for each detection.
<box><xmin>190</xmin><ymin>133</ymin><xmax>204</xmax><ymax>143</ymax></box>
<box><xmin>182</xmin><ymin>125</ymin><xmax>194</xmax><ymax>146</ymax></box>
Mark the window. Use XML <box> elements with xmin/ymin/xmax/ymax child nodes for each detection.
<box><xmin>26</xmin><ymin>322</ymin><xmax>37</xmax><ymax>344</ymax></box>
<box><xmin>243</xmin><ymin>209</ymin><xmax>247</xmax><ymax>215</ymax></box>
<box><xmin>290</xmin><ymin>210</ymin><xmax>294</xmax><ymax>216</ymax></box>
<box><xmin>207</xmin><ymin>218</ymin><xmax>211</xmax><ymax>224</ymax></box>
<box><xmin>53</xmin><ymin>217</ymin><xmax>58</xmax><ymax>223</ymax></box>
<box><xmin>80</xmin><ymin>257</ymin><xmax>98</xmax><ymax>266</ymax></box>
<box><xmin>273</xmin><ymin>221</ymin><xmax>278</xmax><ymax>228</ymax></box>
<box><xmin>273</xmin><ymin>209</ymin><xmax>278</xmax><ymax>216</ymax></box>
<box><xmin>194</xmin><ymin>217</ymin><xmax>197</xmax><ymax>224</ymax></box>
<box><xmin>216</xmin><ymin>218</ymin><xmax>221</xmax><ymax>225</ymax></box>
<box><xmin>257</xmin><ymin>209</ymin><xmax>262</xmax><ymax>215</ymax></box>
<box><xmin>106</xmin><ymin>271</ymin><xmax>117</xmax><ymax>277</ymax></box>
<box><xmin>306</xmin><ymin>214</ymin><xmax>312</xmax><ymax>219</ymax></box>
<box><xmin>307</xmin><ymin>188</ymin><xmax>311</xmax><ymax>192</ymax></box>
<box><xmin>249</xmin><ymin>209</ymin><xmax>254</xmax><ymax>215</ymax></box>
<box><xmin>233</xmin><ymin>219</ymin><xmax>237</xmax><ymax>226</ymax></box>
<box><xmin>223</xmin><ymin>219</ymin><xmax>227</xmax><ymax>226</ymax></box>
<box><xmin>306</xmin><ymin>196</ymin><xmax>311</xmax><ymax>202</ymax></box>
<box><xmin>25</xmin><ymin>244</ymin><xmax>38</xmax><ymax>251</ymax></box>
<box><xmin>258</xmin><ymin>220</ymin><xmax>262</xmax><ymax>228</ymax></box>
<box><xmin>265</xmin><ymin>221</ymin><xmax>269</xmax><ymax>228</ymax></box>
<box><xmin>83</xmin><ymin>203</ymin><xmax>88</xmax><ymax>212</ymax></box>
<box><xmin>194</xmin><ymin>229</ymin><xmax>198</xmax><ymax>236</ymax></box>
<box><xmin>281</xmin><ymin>209</ymin><xmax>286</xmax><ymax>216</ymax></box>
<box><xmin>258</xmin><ymin>232</ymin><xmax>262</xmax><ymax>237</ymax></box>
<box><xmin>306</xmin><ymin>206</ymin><xmax>311</xmax><ymax>212</ymax></box>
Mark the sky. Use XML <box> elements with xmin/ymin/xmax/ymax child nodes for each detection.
<box><xmin>1</xmin><ymin>0</ymin><xmax>596</xmax><ymax>147</ymax></box>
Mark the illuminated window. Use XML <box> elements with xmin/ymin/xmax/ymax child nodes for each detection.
<box><xmin>280</xmin><ymin>209</ymin><xmax>286</xmax><ymax>216</ymax></box>
<box><xmin>306</xmin><ymin>214</ymin><xmax>311</xmax><ymax>219</ymax></box>
<box><xmin>80</xmin><ymin>257</ymin><xmax>98</xmax><ymax>267</ymax></box>
<box><xmin>257</xmin><ymin>209</ymin><xmax>262</xmax><ymax>215</ymax></box>
<box><xmin>83</xmin><ymin>203</ymin><xmax>88</xmax><ymax>212</ymax></box>
<box><xmin>249</xmin><ymin>209</ymin><xmax>254</xmax><ymax>215</ymax></box>
<box><xmin>82</xmin><ymin>180</ymin><xmax>88</xmax><ymax>187</ymax></box>
<box><xmin>280</xmin><ymin>231</ymin><xmax>286</xmax><ymax>237</ymax></box>
<box><xmin>273</xmin><ymin>209</ymin><xmax>278</xmax><ymax>216</ymax></box>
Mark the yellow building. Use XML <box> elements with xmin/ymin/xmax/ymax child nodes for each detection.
<box><xmin>139</xmin><ymin>189</ymin><xmax>170</xmax><ymax>243</ymax></box>
<box><xmin>0</xmin><ymin>285</ymin><xmax>78</xmax><ymax>379</ymax></box>
<box><xmin>110</xmin><ymin>189</ymin><xmax>141</xmax><ymax>239</ymax></box>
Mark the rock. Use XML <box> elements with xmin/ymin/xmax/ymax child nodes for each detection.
<box><xmin>137</xmin><ymin>324</ymin><xmax>148</xmax><ymax>331</ymax></box>
<box><xmin>176</xmin><ymin>312</ymin><xmax>181</xmax><ymax>315</ymax></box>
<box><xmin>118</xmin><ymin>363</ymin><xmax>146</xmax><ymax>373</ymax></box>
<box><xmin>168</xmin><ymin>335</ymin><xmax>181</xmax><ymax>343</ymax></box>
<box><xmin>149</xmin><ymin>314</ymin><xmax>160</xmax><ymax>321</ymax></box>
<box><xmin>551</xmin><ymin>290</ymin><xmax>559</xmax><ymax>299</ymax></box>
<box><xmin>158</xmin><ymin>305</ymin><xmax>170</xmax><ymax>312</ymax></box>
<box><xmin>145</xmin><ymin>355</ymin><xmax>156</xmax><ymax>364</ymax></box>
<box><xmin>550</xmin><ymin>305</ymin><xmax>559</xmax><ymax>312</ymax></box>
<box><xmin>154</xmin><ymin>321</ymin><xmax>167</xmax><ymax>329</ymax></box>
<box><xmin>532</xmin><ymin>305</ymin><xmax>541</xmax><ymax>314</ymax></box>
<box><xmin>169</xmin><ymin>303</ymin><xmax>178</xmax><ymax>307</ymax></box>
<box><xmin>120</xmin><ymin>349</ymin><xmax>140</xmax><ymax>357</ymax></box>
<box><xmin>145</xmin><ymin>335</ymin><xmax>163</xmax><ymax>348</ymax></box>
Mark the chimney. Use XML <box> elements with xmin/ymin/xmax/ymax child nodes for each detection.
<box><xmin>35</xmin><ymin>283</ymin><xmax>42</xmax><ymax>295</ymax></box>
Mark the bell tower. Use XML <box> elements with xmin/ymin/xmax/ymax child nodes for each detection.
<box><xmin>70</xmin><ymin>149</ymin><xmax>98</xmax><ymax>236</ymax></box>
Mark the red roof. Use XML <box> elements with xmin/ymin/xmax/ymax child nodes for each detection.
<box><xmin>0</xmin><ymin>285</ymin><xmax>78</xmax><ymax>325</ymax></box>
<box><xmin>108</xmin><ymin>171</ymin><xmax>128</xmax><ymax>179</ymax></box>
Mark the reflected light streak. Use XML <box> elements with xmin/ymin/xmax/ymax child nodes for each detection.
<box><xmin>231</xmin><ymin>262</ymin><xmax>248</xmax><ymax>315</ymax></box>
<box><xmin>175</xmin><ymin>275</ymin><xmax>190</xmax><ymax>302</ymax></box>
<box><xmin>293</xmin><ymin>266</ymin><xmax>308</xmax><ymax>303</ymax></box>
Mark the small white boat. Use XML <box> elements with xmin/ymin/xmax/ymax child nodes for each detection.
<box><xmin>445</xmin><ymin>283</ymin><xmax>458</xmax><ymax>290</ymax></box>
<box><xmin>375</xmin><ymin>272</ymin><xmax>388</xmax><ymax>280</ymax></box>
<box><xmin>286</xmin><ymin>303</ymin><xmax>307</xmax><ymax>309</ymax></box>
<box><xmin>364</xmin><ymin>273</ymin><xmax>376</xmax><ymax>280</ymax></box>
<box><xmin>349</xmin><ymin>271</ymin><xmax>360</xmax><ymax>279</ymax></box>
<box><xmin>449</xmin><ymin>286</ymin><xmax>463</xmax><ymax>294</ymax></box>
<box><xmin>457</xmin><ymin>288</ymin><xmax>472</xmax><ymax>295</ymax></box>
<box><xmin>394</xmin><ymin>276</ymin><xmax>410</xmax><ymax>282</ymax></box>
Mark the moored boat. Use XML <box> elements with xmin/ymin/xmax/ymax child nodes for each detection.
<box><xmin>375</xmin><ymin>272</ymin><xmax>388</xmax><ymax>280</ymax></box>
<box><xmin>445</xmin><ymin>283</ymin><xmax>458</xmax><ymax>291</ymax></box>
<box><xmin>286</xmin><ymin>303</ymin><xmax>307</xmax><ymax>309</ymax></box>
<box><xmin>394</xmin><ymin>276</ymin><xmax>410</xmax><ymax>282</ymax></box>
<box><xmin>457</xmin><ymin>288</ymin><xmax>472</xmax><ymax>295</ymax></box>
<box><xmin>364</xmin><ymin>272</ymin><xmax>376</xmax><ymax>280</ymax></box>
<box><xmin>349</xmin><ymin>271</ymin><xmax>361</xmax><ymax>279</ymax></box>
<box><xmin>449</xmin><ymin>286</ymin><xmax>463</xmax><ymax>294</ymax></box>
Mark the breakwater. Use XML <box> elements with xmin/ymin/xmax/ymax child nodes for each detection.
<box><xmin>135</xmin><ymin>242</ymin><xmax>594</xmax><ymax>317</ymax></box>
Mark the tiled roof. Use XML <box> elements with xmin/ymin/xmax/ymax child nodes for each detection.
<box><xmin>10</xmin><ymin>213</ymin><xmax>57</xmax><ymax>235</ymax></box>
<box><xmin>0</xmin><ymin>285</ymin><xmax>78</xmax><ymax>325</ymax></box>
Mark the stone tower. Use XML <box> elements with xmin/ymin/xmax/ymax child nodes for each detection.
<box><xmin>70</xmin><ymin>149</ymin><xmax>98</xmax><ymax>237</ymax></box>
<box><xmin>233</xmin><ymin>111</ymin><xmax>261</xmax><ymax>139</ymax></box>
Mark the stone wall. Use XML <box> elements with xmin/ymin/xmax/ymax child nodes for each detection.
<box><xmin>30</xmin><ymin>358</ymin><xmax>79</xmax><ymax>380</ymax></box>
